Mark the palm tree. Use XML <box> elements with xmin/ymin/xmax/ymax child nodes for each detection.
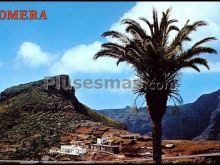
<box><xmin>93</xmin><ymin>8</ymin><xmax>217</xmax><ymax>163</ymax></box>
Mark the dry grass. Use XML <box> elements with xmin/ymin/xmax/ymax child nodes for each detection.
<box><xmin>162</xmin><ymin>140</ymin><xmax>220</xmax><ymax>157</ymax></box>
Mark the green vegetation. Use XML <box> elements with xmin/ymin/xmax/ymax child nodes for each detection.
<box><xmin>0</xmin><ymin>75</ymin><xmax>125</xmax><ymax>160</ymax></box>
<box><xmin>79</xmin><ymin>103</ymin><xmax>125</xmax><ymax>129</ymax></box>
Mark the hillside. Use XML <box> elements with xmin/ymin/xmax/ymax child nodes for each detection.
<box><xmin>97</xmin><ymin>89</ymin><xmax>220</xmax><ymax>140</ymax></box>
<box><xmin>0</xmin><ymin>75</ymin><xmax>124</xmax><ymax>160</ymax></box>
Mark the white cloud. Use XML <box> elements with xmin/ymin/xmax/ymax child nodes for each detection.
<box><xmin>110</xmin><ymin>2</ymin><xmax>220</xmax><ymax>44</ymax></box>
<box><xmin>110</xmin><ymin>2</ymin><xmax>220</xmax><ymax>74</ymax></box>
<box><xmin>49</xmin><ymin>41</ymin><xmax>128</xmax><ymax>75</ymax></box>
<box><xmin>17</xmin><ymin>42</ymin><xmax>51</xmax><ymax>67</ymax></box>
<box><xmin>17</xmin><ymin>2</ymin><xmax>220</xmax><ymax>75</ymax></box>
<box><xmin>51</xmin><ymin>2</ymin><xmax>220</xmax><ymax>75</ymax></box>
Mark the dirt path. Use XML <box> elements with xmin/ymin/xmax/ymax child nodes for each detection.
<box><xmin>165</xmin><ymin>152</ymin><xmax>220</xmax><ymax>159</ymax></box>
<box><xmin>1</xmin><ymin>153</ymin><xmax>220</xmax><ymax>164</ymax></box>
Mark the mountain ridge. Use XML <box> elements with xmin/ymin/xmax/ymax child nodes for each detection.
<box><xmin>97</xmin><ymin>89</ymin><xmax>220</xmax><ymax>140</ymax></box>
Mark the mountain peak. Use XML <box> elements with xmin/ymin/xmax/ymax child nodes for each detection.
<box><xmin>125</xmin><ymin>106</ymin><xmax>131</xmax><ymax>109</ymax></box>
<box><xmin>0</xmin><ymin>75</ymin><xmax>74</xmax><ymax>102</ymax></box>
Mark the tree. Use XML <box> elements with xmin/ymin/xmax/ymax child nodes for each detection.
<box><xmin>93</xmin><ymin>8</ymin><xmax>217</xmax><ymax>163</ymax></box>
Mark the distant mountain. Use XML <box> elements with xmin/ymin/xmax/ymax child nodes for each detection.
<box><xmin>97</xmin><ymin>89</ymin><xmax>220</xmax><ymax>140</ymax></box>
<box><xmin>194</xmin><ymin>95</ymin><xmax>220</xmax><ymax>140</ymax></box>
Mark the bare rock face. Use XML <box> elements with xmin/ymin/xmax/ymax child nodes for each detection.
<box><xmin>98</xmin><ymin>89</ymin><xmax>220</xmax><ymax>140</ymax></box>
<box><xmin>1</xmin><ymin>75</ymin><xmax>69</xmax><ymax>98</ymax></box>
<box><xmin>0</xmin><ymin>75</ymin><xmax>81</xmax><ymax>116</ymax></box>
<box><xmin>194</xmin><ymin>95</ymin><xmax>220</xmax><ymax>140</ymax></box>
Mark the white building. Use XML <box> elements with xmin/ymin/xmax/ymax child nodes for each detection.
<box><xmin>97</xmin><ymin>138</ymin><xmax>107</xmax><ymax>145</ymax></box>
<box><xmin>60</xmin><ymin>145</ymin><xmax>87</xmax><ymax>155</ymax></box>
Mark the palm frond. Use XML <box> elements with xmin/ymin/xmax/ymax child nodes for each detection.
<box><xmin>93</xmin><ymin>49</ymin><xmax>122</xmax><ymax>60</ymax></box>
<box><xmin>178</xmin><ymin>46</ymin><xmax>217</xmax><ymax>61</ymax></box>
<box><xmin>167</xmin><ymin>25</ymin><xmax>179</xmax><ymax>34</ymax></box>
<box><xmin>192</xmin><ymin>37</ymin><xmax>217</xmax><ymax>49</ymax></box>
<box><xmin>179</xmin><ymin>58</ymin><xmax>210</xmax><ymax>72</ymax></box>
<box><xmin>186</xmin><ymin>58</ymin><xmax>210</xmax><ymax>70</ymax></box>
<box><xmin>139</xmin><ymin>17</ymin><xmax>154</xmax><ymax>37</ymax></box>
<box><xmin>121</xmin><ymin>18</ymin><xmax>151</xmax><ymax>42</ymax></box>
<box><xmin>101</xmin><ymin>43</ymin><xmax>125</xmax><ymax>51</ymax></box>
<box><xmin>102</xmin><ymin>31</ymin><xmax>130</xmax><ymax>44</ymax></box>
<box><xmin>152</xmin><ymin>8</ymin><xmax>159</xmax><ymax>36</ymax></box>
<box><xmin>93</xmin><ymin>8</ymin><xmax>217</xmax><ymax>106</ymax></box>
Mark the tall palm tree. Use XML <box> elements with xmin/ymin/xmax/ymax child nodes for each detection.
<box><xmin>93</xmin><ymin>8</ymin><xmax>217</xmax><ymax>163</ymax></box>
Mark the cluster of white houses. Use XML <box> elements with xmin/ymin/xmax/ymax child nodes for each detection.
<box><xmin>49</xmin><ymin>133</ymin><xmax>152</xmax><ymax>156</ymax></box>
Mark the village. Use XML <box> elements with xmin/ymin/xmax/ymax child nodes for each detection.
<box><xmin>47</xmin><ymin>126</ymin><xmax>174</xmax><ymax>161</ymax></box>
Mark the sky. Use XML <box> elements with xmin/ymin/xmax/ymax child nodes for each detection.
<box><xmin>1</xmin><ymin>2</ymin><xmax>220</xmax><ymax>110</ymax></box>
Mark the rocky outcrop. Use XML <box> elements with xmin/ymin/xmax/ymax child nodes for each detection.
<box><xmin>99</xmin><ymin>106</ymin><xmax>152</xmax><ymax>135</ymax></box>
<box><xmin>0</xmin><ymin>75</ymin><xmax>74</xmax><ymax>101</ymax></box>
<box><xmin>97</xmin><ymin>89</ymin><xmax>220</xmax><ymax>140</ymax></box>
<box><xmin>194</xmin><ymin>95</ymin><xmax>220</xmax><ymax>140</ymax></box>
<box><xmin>0</xmin><ymin>75</ymin><xmax>124</xmax><ymax>160</ymax></box>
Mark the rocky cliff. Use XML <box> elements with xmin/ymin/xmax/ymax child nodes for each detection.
<box><xmin>194</xmin><ymin>95</ymin><xmax>220</xmax><ymax>140</ymax></box>
<box><xmin>97</xmin><ymin>89</ymin><xmax>220</xmax><ymax>140</ymax></box>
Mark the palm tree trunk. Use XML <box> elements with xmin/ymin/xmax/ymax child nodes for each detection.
<box><xmin>152</xmin><ymin>121</ymin><xmax>162</xmax><ymax>164</ymax></box>
<box><xmin>146</xmin><ymin>92</ymin><xmax>167</xmax><ymax>164</ymax></box>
